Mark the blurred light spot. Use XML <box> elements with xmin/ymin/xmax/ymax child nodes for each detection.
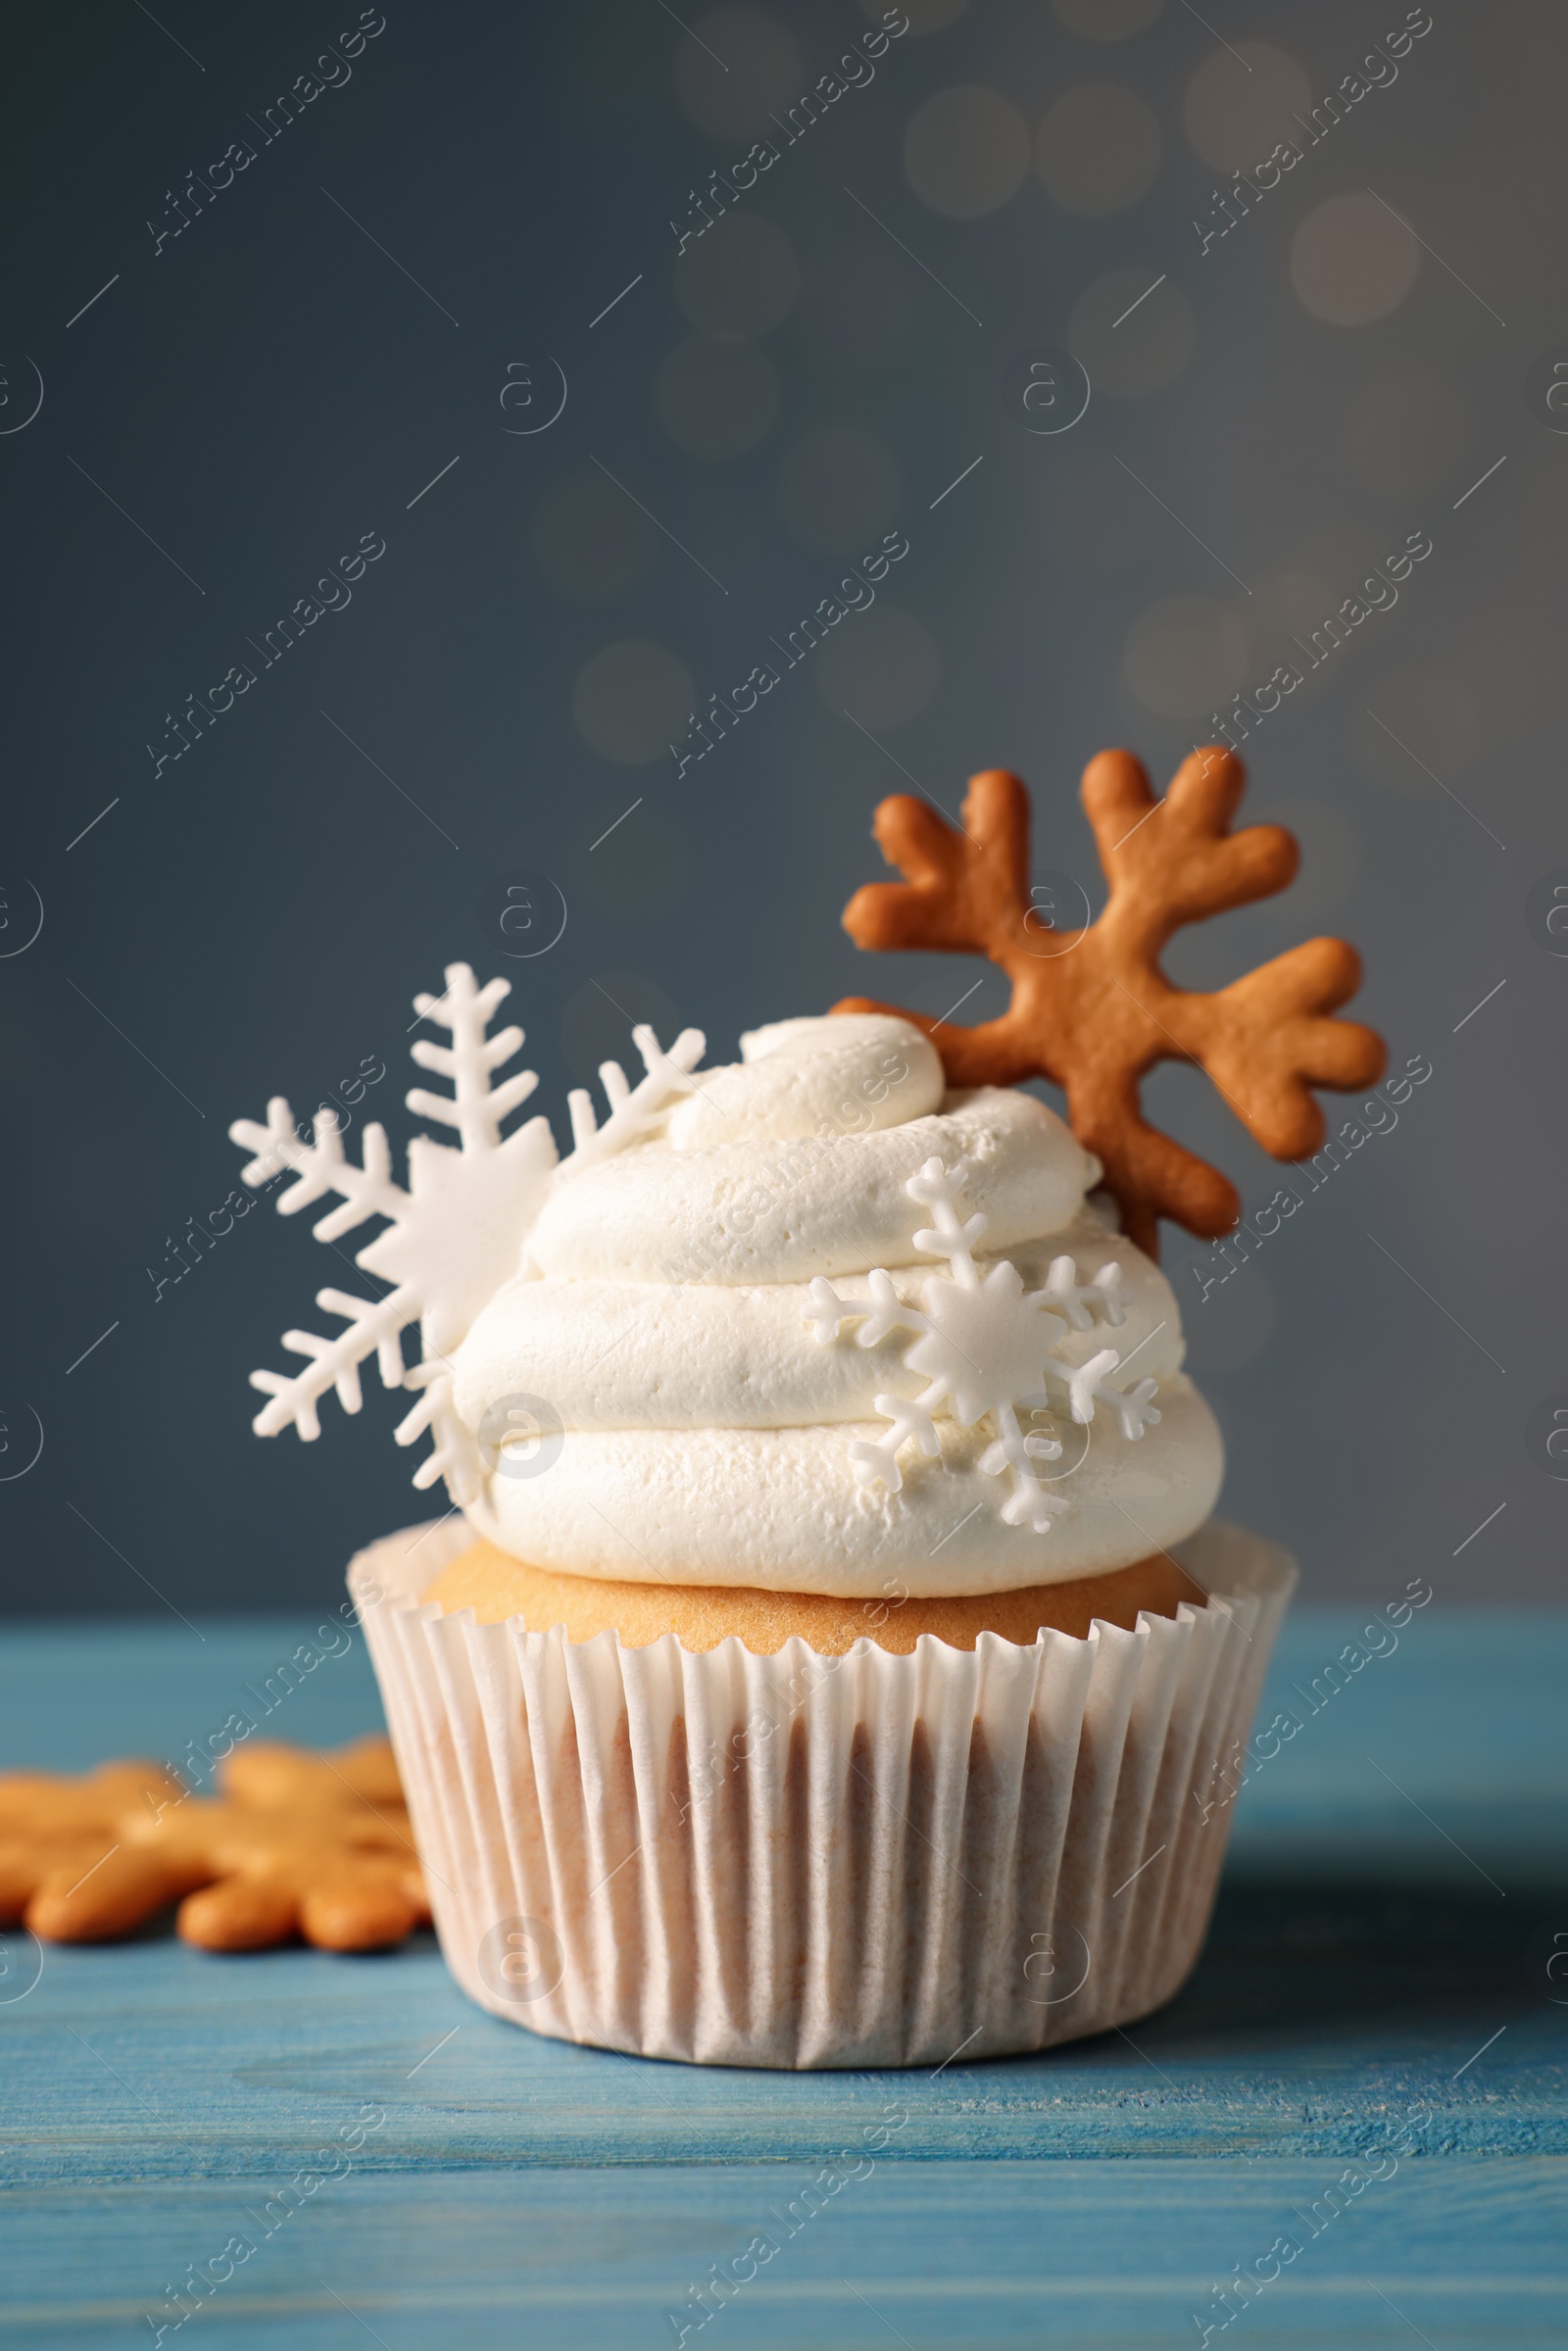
<box><xmin>776</xmin><ymin>424</ymin><xmax>902</xmax><ymax>557</ymax></box>
<box><xmin>818</xmin><ymin>607</ymin><xmax>940</xmax><ymax>729</ymax></box>
<box><xmin>860</xmin><ymin>0</ymin><xmax>968</xmax><ymax>28</ymax></box>
<box><xmin>1037</xmin><ymin>84</ymin><xmax>1162</xmax><ymax>214</ymax></box>
<box><xmin>1350</xmin><ymin>668</ymin><xmax>1480</xmax><ymax>796</ymax></box>
<box><xmin>1344</xmin><ymin>372</ymin><xmax>1470</xmax><ymax>500</ymax></box>
<box><xmin>904</xmin><ymin>86</ymin><xmax>1031</xmax><ymax>219</ymax></box>
<box><xmin>675</xmin><ymin>213</ymin><xmax>800</xmax><ymax>341</ymax></box>
<box><xmin>1292</xmin><ymin>193</ymin><xmax>1419</xmax><ymax>325</ymax></box>
<box><xmin>562</xmin><ymin>972</ymin><xmax>681</xmax><ymax>1088</ymax></box>
<box><xmin>572</xmin><ymin>641</ymin><xmax>695</xmax><ymax>764</ymax></box>
<box><xmin>674</xmin><ymin>7</ymin><xmax>803</xmax><ymax>143</ymax></box>
<box><xmin>1054</xmin><ymin>0</ymin><xmax>1163</xmax><ymax>37</ymax></box>
<box><xmin>1122</xmin><ymin>594</ymin><xmax>1246</xmax><ymax>719</ymax></box>
<box><xmin>1263</xmin><ymin>791</ymin><xmax>1363</xmax><ymax>923</ymax></box>
<box><xmin>1183</xmin><ymin>41</ymin><xmax>1310</xmax><ymax>171</ymax></box>
<box><xmin>1069</xmin><ymin>269</ymin><xmax>1195</xmax><ymax>397</ymax></box>
<box><xmin>527</xmin><ymin>466</ymin><xmax>660</xmax><ymax>607</ymax></box>
<box><xmin>799</xmin><ymin>241</ymin><xmax>923</xmax><ymax>367</ymax></box>
<box><xmin>655</xmin><ymin>338</ymin><xmax>780</xmax><ymax>459</ymax></box>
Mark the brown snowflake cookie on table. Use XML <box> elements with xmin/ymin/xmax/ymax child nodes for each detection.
<box><xmin>0</xmin><ymin>1735</ymin><xmax>426</xmax><ymax>1953</ymax></box>
<box><xmin>835</xmin><ymin>749</ymin><xmax>1386</xmax><ymax>1255</ymax></box>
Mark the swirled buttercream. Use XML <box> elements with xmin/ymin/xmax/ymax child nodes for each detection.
<box><xmin>456</xmin><ymin>1012</ymin><xmax>1223</xmax><ymax>1593</ymax></box>
<box><xmin>524</xmin><ymin>1086</ymin><xmax>1098</xmax><ymax>1285</ymax></box>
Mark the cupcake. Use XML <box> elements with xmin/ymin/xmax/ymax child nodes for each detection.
<box><xmin>235</xmin><ymin>749</ymin><xmax>1380</xmax><ymax>2067</ymax></box>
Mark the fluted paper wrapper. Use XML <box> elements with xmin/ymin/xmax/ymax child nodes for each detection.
<box><xmin>350</xmin><ymin>1518</ymin><xmax>1294</xmax><ymax>2070</ymax></box>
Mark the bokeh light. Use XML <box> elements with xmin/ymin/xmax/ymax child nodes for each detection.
<box><xmin>572</xmin><ymin>641</ymin><xmax>695</xmax><ymax>763</ymax></box>
<box><xmin>1292</xmin><ymin>192</ymin><xmax>1420</xmax><ymax>325</ymax></box>
<box><xmin>673</xmin><ymin>6</ymin><xmax>803</xmax><ymax>142</ymax></box>
<box><xmin>1069</xmin><ymin>269</ymin><xmax>1195</xmax><ymax>397</ymax></box>
<box><xmin>1183</xmin><ymin>42</ymin><xmax>1311</xmax><ymax>171</ymax></box>
<box><xmin>1122</xmin><ymin>593</ymin><xmax>1247</xmax><ymax>719</ymax></box>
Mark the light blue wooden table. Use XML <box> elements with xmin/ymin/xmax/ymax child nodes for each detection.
<box><xmin>2</xmin><ymin>1608</ymin><xmax>1564</xmax><ymax>2348</ymax></box>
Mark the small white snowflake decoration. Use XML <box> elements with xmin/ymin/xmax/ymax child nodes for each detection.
<box><xmin>806</xmin><ymin>1157</ymin><xmax>1154</xmax><ymax>1533</ymax></box>
<box><xmin>230</xmin><ymin>962</ymin><xmax>706</xmax><ymax>1503</ymax></box>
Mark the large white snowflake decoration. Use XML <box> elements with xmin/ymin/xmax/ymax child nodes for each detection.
<box><xmin>229</xmin><ymin>962</ymin><xmax>706</xmax><ymax>1504</ymax></box>
<box><xmin>806</xmin><ymin>1157</ymin><xmax>1155</xmax><ymax>1533</ymax></box>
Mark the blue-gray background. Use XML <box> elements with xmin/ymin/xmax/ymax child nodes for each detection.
<box><xmin>1</xmin><ymin>0</ymin><xmax>1560</xmax><ymax>1615</ymax></box>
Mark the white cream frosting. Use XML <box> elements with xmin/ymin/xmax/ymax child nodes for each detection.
<box><xmin>524</xmin><ymin>1082</ymin><xmax>1098</xmax><ymax>1287</ymax></box>
<box><xmin>456</xmin><ymin>1012</ymin><xmax>1223</xmax><ymax>1595</ymax></box>
<box><xmin>456</xmin><ymin>1216</ymin><xmax>1181</xmax><ymax>1434</ymax></box>
<box><xmin>462</xmin><ymin>1387</ymin><xmax>1218</xmax><ymax>1597</ymax></box>
<box><xmin>664</xmin><ymin>1013</ymin><xmax>946</xmax><ymax>1147</ymax></box>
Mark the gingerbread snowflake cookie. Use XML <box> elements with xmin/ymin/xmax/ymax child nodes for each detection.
<box><xmin>0</xmin><ymin>1738</ymin><xmax>424</xmax><ymax>1952</ymax></box>
<box><xmin>836</xmin><ymin>750</ymin><xmax>1385</xmax><ymax>1255</ymax></box>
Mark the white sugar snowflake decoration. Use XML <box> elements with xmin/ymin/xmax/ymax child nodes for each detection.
<box><xmin>229</xmin><ymin>962</ymin><xmax>706</xmax><ymax>1504</ymax></box>
<box><xmin>806</xmin><ymin>1157</ymin><xmax>1154</xmax><ymax>1533</ymax></box>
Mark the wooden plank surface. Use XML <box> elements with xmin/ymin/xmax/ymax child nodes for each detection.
<box><xmin>4</xmin><ymin>2163</ymin><xmax>1567</xmax><ymax>2349</ymax></box>
<box><xmin>1</xmin><ymin>1608</ymin><xmax>1564</xmax><ymax>2347</ymax></box>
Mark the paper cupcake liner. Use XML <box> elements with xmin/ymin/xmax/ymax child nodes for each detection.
<box><xmin>350</xmin><ymin>1518</ymin><xmax>1294</xmax><ymax>2070</ymax></box>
